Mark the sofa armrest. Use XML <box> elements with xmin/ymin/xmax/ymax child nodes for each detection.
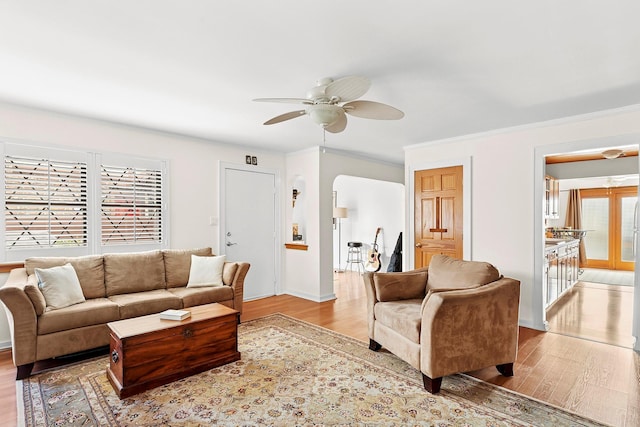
<box><xmin>420</xmin><ymin>277</ymin><xmax>520</xmax><ymax>379</ymax></box>
<box><xmin>229</xmin><ymin>262</ymin><xmax>250</xmax><ymax>317</ymax></box>
<box><xmin>362</xmin><ymin>273</ymin><xmax>378</xmax><ymax>338</ymax></box>
<box><xmin>0</xmin><ymin>268</ymin><xmax>38</xmax><ymax>367</ymax></box>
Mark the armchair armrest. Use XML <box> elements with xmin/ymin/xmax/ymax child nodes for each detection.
<box><xmin>420</xmin><ymin>277</ymin><xmax>520</xmax><ymax>379</ymax></box>
<box><xmin>0</xmin><ymin>268</ymin><xmax>38</xmax><ymax>367</ymax></box>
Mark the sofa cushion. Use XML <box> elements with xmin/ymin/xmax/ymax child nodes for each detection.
<box><xmin>104</xmin><ymin>250</ymin><xmax>165</xmax><ymax>296</ymax></box>
<box><xmin>163</xmin><ymin>247</ymin><xmax>213</xmax><ymax>288</ymax></box>
<box><xmin>37</xmin><ymin>298</ymin><xmax>120</xmax><ymax>335</ymax></box>
<box><xmin>35</xmin><ymin>263</ymin><xmax>86</xmax><ymax>310</ymax></box>
<box><xmin>223</xmin><ymin>262</ymin><xmax>238</xmax><ymax>286</ymax></box>
<box><xmin>24</xmin><ymin>274</ymin><xmax>46</xmax><ymax>316</ymax></box>
<box><xmin>427</xmin><ymin>255</ymin><xmax>500</xmax><ymax>291</ymax></box>
<box><xmin>168</xmin><ymin>286</ymin><xmax>234</xmax><ymax>308</ymax></box>
<box><xmin>25</xmin><ymin>255</ymin><xmax>105</xmax><ymax>299</ymax></box>
<box><xmin>108</xmin><ymin>289</ymin><xmax>182</xmax><ymax>319</ymax></box>
<box><xmin>187</xmin><ymin>255</ymin><xmax>225</xmax><ymax>287</ymax></box>
<box><xmin>373</xmin><ymin>271</ymin><xmax>428</xmax><ymax>302</ymax></box>
<box><xmin>374</xmin><ymin>299</ymin><xmax>423</xmax><ymax>343</ymax></box>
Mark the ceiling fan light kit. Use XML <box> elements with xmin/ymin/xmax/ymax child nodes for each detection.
<box><xmin>254</xmin><ymin>76</ymin><xmax>404</xmax><ymax>133</ymax></box>
<box><xmin>601</xmin><ymin>149</ymin><xmax>624</xmax><ymax>159</ymax></box>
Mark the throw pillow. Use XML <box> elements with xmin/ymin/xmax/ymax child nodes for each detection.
<box><xmin>187</xmin><ymin>255</ymin><xmax>226</xmax><ymax>288</ymax></box>
<box><xmin>374</xmin><ymin>271</ymin><xmax>428</xmax><ymax>302</ymax></box>
<box><xmin>35</xmin><ymin>263</ymin><xmax>86</xmax><ymax>310</ymax></box>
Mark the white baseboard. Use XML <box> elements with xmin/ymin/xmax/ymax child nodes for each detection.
<box><xmin>0</xmin><ymin>340</ymin><xmax>11</xmax><ymax>350</ymax></box>
<box><xmin>284</xmin><ymin>289</ymin><xmax>337</xmax><ymax>303</ymax></box>
<box><xmin>518</xmin><ymin>318</ymin><xmax>547</xmax><ymax>332</ymax></box>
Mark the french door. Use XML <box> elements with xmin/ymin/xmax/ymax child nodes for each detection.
<box><xmin>581</xmin><ymin>186</ymin><xmax>637</xmax><ymax>271</ymax></box>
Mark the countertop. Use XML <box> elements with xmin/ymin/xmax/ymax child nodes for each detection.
<box><xmin>545</xmin><ymin>238</ymin><xmax>579</xmax><ymax>249</ymax></box>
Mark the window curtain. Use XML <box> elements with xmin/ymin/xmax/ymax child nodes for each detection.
<box><xmin>565</xmin><ymin>189</ymin><xmax>587</xmax><ymax>264</ymax></box>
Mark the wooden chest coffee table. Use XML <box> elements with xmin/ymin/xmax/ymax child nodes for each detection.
<box><xmin>106</xmin><ymin>303</ymin><xmax>240</xmax><ymax>399</ymax></box>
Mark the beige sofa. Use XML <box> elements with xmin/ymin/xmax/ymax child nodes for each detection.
<box><xmin>364</xmin><ymin>255</ymin><xmax>520</xmax><ymax>393</ymax></box>
<box><xmin>0</xmin><ymin>247</ymin><xmax>249</xmax><ymax>379</ymax></box>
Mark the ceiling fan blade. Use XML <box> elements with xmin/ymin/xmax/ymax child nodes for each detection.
<box><xmin>324</xmin><ymin>110</ymin><xmax>347</xmax><ymax>133</ymax></box>
<box><xmin>263</xmin><ymin>110</ymin><xmax>306</xmax><ymax>125</ymax></box>
<box><xmin>343</xmin><ymin>100</ymin><xmax>404</xmax><ymax>120</ymax></box>
<box><xmin>325</xmin><ymin>76</ymin><xmax>371</xmax><ymax>102</ymax></box>
<box><xmin>253</xmin><ymin>97</ymin><xmax>313</xmax><ymax>105</ymax></box>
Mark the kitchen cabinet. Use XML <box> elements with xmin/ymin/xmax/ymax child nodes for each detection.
<box><xmin>544</xmin><ymin>239</ymin><xmax>579</xmax><ymax>307</ymax></box>
<box><xmin>544</xmin><ymin>175</ymin><xmax>560</xmax><ymax>219</ymax></box>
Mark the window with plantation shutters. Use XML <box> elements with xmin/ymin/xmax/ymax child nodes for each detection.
<box><xmin>2</xmin><ymin>142</ymin><xmax>168</xmax><ymax>261</ymax></box>
<box><xmin>101</xmin><ymin>165</ymin><xmax>163</xmax><ymax>245</ymax></box>
<box><xmin>4</xmin><ymin>155</ymin><xmax>88</xmax><ymax>249</ymax></box>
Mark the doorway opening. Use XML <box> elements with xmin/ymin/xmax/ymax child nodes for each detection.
<box><xmin>543</xmin><ymin>146</ymin><xmax>638</xmax><ymax>348</ymax></box>
<box><xmin>332</xmin><ymin>175</ymin><xmax>403</xmax><ymax>279</ymax></box>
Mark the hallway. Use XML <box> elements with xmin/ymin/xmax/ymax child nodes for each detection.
<box><xmin>546</xmin><ymin>278</ymin><xmax>635</xmax><ymax>348</ymax></box>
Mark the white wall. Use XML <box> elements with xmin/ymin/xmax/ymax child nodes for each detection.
<box><xmin>404</xmin><ymin>105</ymin><xmax>640</xmax><ymax>351</ymax></box>
<box><xmin>0</xmin><ymin>102</ymin><xmax>287</xmax><ymax>253</ymax></box>
<box><xmin>333</xmin><ymin>176</ymin><xmax>404</xmax><ymax>271</ymax></box>
<box><xmin>284</xmin><ymin>148</ymin><xmax>404</xmax><ymax>302</ymax></box>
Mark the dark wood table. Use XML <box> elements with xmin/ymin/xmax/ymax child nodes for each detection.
<box><xmin>106</xmin><ymin>303</ymin><xmax>240</xmax><ymax>399</ymax></box>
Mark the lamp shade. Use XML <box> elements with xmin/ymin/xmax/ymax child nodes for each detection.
<box><xmin>333</xmin><ymin>207</ymin><xmax>348</xmax><ymax>219</ymax></box>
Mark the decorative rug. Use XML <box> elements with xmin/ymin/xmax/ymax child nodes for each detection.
<box><xmin>18</xmin><ymin>314</ymin><xmax>607</xmax><ymax>426</ymax></box>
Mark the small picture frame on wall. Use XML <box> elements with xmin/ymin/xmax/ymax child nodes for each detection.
<box><xmin>245</xmin><ymin>155</ymin><xmax>252</xmax><ymax>164</ymax></box>
<box><xmin>251</xmin><ymin>156</ymin><xmax>258</xmax><ymax>165</ymax></box>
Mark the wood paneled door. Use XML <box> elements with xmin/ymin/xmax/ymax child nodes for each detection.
<box><xmin>414</xmin><ymin>166</ymin><xmax>463</xmax><ymax>268</ymax></box>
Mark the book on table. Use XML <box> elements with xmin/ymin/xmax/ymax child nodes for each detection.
<box><xmin>159</xmin><ymin>309</ymin><xmax>191</xmax><ymax>321</ymax></box>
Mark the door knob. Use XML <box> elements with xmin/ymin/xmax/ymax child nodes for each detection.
<box><xmin>415</xmin><ymin>243</ymin><xmax>422</xmax><ymax>248</ymax></box>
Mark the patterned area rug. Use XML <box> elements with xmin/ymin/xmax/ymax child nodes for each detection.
<box><xmin>18</xmin><ymin>314</ymin><xmax>607</xmax><ymax>426</ymax></box>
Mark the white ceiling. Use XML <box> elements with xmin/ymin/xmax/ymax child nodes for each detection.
<box><xmin>1</xmin><ymin>1</ymin><xmax>639</xmax><ymax>164</ymax></box>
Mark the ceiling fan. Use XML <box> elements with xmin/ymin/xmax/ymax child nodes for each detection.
<box><xmin>253</xmin><ymin>76</ymin><xmax>404</xmax><ymax>133</ymax></box>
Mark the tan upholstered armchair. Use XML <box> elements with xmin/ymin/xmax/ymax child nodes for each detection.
<box><xmin>363</xmin><ymin>255</ymin><xmax>520</xmax><ymax>393</ymax></box>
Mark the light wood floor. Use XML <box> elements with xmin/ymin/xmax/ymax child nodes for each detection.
<box><xmin>1</xmin><ymin>272</ymin><xmax>638</xmax><ymax>426</ymax></box>
<box><xmin>547</xmin><ymin>281</ymin><xmax>635</xmax><ymax>348</ymax></box>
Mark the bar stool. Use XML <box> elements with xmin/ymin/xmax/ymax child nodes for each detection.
<box><xmin>344</xmin><ymin>241</ymin><xmax>365</xmax><ymax>273</ymax></box>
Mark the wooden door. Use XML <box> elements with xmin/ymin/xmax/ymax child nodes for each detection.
<box><xmin>414</xmin><ymin>166</ymin><xmax>463</xmax><ymax>268</ymax></box>
<box><xmin>581</xmin><ymin>186</ymin><xmax>637</xmax><ymax>271</ymax></box>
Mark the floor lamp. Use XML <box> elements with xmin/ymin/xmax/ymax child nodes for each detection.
<box><xmin>333</xmin><ymin>207</ymin><xmax>348</xmax><ymax>272</ymax></box>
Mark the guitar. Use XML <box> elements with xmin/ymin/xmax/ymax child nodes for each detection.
<box><xmin>365</xmin><ymin>227</ymin><xmax>382</xmax><ymax>272</ymax></box>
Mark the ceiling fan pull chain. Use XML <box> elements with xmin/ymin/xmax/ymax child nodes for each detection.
<box><xmin>322</xmin><ymin>128</ymin><xmax>327</xmax><ymax>153</ymax></box>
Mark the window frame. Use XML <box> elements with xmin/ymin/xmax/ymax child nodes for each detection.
<box><xmin>1</xmin><ymin>141</ymin><xmax>169</xmax><ymax>262</ymax></box>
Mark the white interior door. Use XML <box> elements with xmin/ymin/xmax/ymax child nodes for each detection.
<box><xmin>222</xmin><ymin>165</ymin><xmax>277</xmax><ymax>300</ymax></box>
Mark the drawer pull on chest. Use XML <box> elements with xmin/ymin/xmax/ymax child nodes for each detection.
<box><xmin>111</xmin><ymin>350</ymin><xmax>119</xmax><ymax>364</ymax></box>
<box><xmin>183</xmin><ymin>328</ymin><xmax>193</xmax><ymax>338</ymax></box>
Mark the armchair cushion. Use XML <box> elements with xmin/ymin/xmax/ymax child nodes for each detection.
<box><xmin>373</xmin><ymin>271</ymin><xmax>428</xmax><ymax>302</ymax></box>
<box><xmin>374</xmin><ymin>299</ymin><xmax>423</xmax><ymax>343</ymax></box>
<box><xmin>427</xmin><ymin>255</ymin><xmax>500</xmax><ymax>291</ymax></box>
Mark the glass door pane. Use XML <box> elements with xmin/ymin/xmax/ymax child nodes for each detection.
<box><xmin>582</xmin><ymin>198</ymin><xmax>609</xmax><ymax>261</ymax></box>
<box><xmin>620</xmin><ymin>196</ymin><xmax>637</xmax><ymax>263</ymax></box>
